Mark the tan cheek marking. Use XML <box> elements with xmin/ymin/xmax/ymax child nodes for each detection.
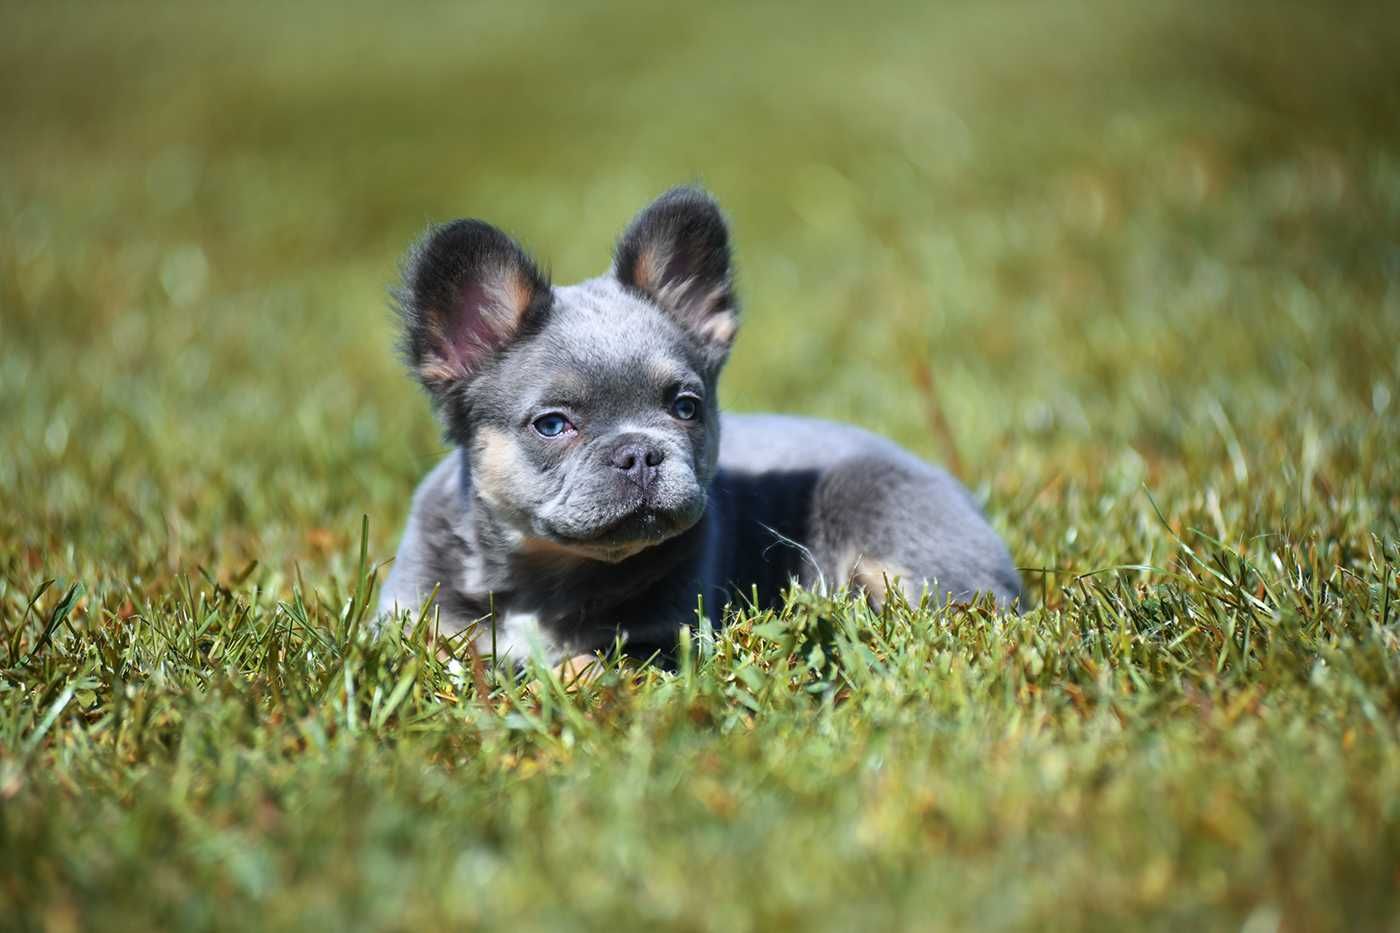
<box><xmin>472</xmin><ymin>427</ymin><xmax>527</xmax><ymax>508</ymax></box>
<box><xmin>848</xmin><ymin>557</ymin><xmax>915</xmax><ymax>613</ymax></box>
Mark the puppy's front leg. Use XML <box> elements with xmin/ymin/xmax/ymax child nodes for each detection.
<box><xmin>552</xmin><ymin>653</ymin><xmax>604</xmax><ymax>687</ymax></box>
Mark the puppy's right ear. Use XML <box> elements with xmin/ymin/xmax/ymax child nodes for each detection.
<box><xmin>614</xmin><ymin>187</ymin><xmax>737</xmax><ymax>364</ymax></box>
<box><xmin>395</xmin><ymin>220</ymin><xmax>550</xmax><ymax>400</ymax></box>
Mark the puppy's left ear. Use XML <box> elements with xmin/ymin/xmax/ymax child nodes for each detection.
<box><xmin>614</xmin><ymin>186</ymin><xmax>738</xmax><ymax>362</ymax></box>
<box><xmin>395</xmin><ymin>219</ymin><xmax>551</xmax><ymax>403</ymax></box>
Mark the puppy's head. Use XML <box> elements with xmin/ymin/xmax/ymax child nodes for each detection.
<box><xmin>396</xmin><ymin>187</ymin><xmax>738</xmax><ymax>562</ymax></box>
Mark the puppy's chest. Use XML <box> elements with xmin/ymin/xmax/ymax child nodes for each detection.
<box><xmin>464</xmin><ymin>593</ymin><xmax>646</xmax><ymax>662</ymax></box>
<box><xmin>448</xmin><ymin>470</ymin><xmax>822</xmax><ymax>658</ymax></box>
<box><xmin>476</xmin><ymin>607</ymin><xmax>565</xmax><ymax>661</ymax></box>
<box><xmin>457</xmin><ymin>556</ymin><xmax>698</xmax><ymax>660</ymax></box>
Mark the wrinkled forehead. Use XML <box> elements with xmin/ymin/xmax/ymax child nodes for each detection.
<box><xmin>483</xmin><ymin>278</ymin><xmax>707</xmax><ymax>410</ymax></box>
<box><xmin>548</xmin><ymin>278</ymin><xmax>692</xmax><ymax>368</ymax></box>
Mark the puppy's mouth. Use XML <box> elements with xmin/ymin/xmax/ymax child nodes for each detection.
<box><xmin>538</xmin><ymin>495</ymin><xmax>705</xmax><ymax>562</ymax></box>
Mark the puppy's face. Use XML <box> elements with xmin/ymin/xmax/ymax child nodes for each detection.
<box><xmin>464</xmin><ymin>282</ymin><xmax>721</xmax><ymax>560</ymax></box>
<box><xmin>397</xmin><ymin>188</ymin><xmax>738</xmax><ymax>562</ymax></box>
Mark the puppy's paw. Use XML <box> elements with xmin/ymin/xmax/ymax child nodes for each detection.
<box><xmin>522</xmin><ymin>653</ymin><xmax>607</xmax><ymax>699</ymax></box>
<box><xmin>552</xmin><ymin>653</ymin><xmax>605</xmax><ymax>688</ymax></box>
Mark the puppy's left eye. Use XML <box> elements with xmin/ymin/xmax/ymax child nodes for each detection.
<box><xmin>671</xmin><ymin>395</ymin><xmax>700</xmax><ymax>421</ymax></box>
<box><xmin>532</xmin><ymin>413</ymin><xmax>574</xmax><ymax>437</ymax></box>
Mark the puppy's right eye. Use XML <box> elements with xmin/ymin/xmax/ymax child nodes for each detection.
<box><xmin>532</xmin><ymin>413</ymin><xmax>574</xmax><ymax>438</ymax></box>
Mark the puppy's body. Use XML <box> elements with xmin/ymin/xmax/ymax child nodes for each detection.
<box><xmin>382</xmin><ymin>411</ymin><xmax>1018</xmax><ymax>660</ymax></box>
<box><xmin>378</xmin><ymin>189</ymin><xmax>1019</xmax><ymax>663</ymax></box>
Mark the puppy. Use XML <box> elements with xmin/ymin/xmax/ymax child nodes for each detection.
<box><xmin>378</xmin><ymin>187</ymin><xmax>1020</xmax><ymax>663</ymax></box>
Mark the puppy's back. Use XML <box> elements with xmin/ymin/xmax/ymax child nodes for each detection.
<box><xmin>717</xmin><ymin>413</ymin><xmax>1020</xmax><ymax>606</ymax></box>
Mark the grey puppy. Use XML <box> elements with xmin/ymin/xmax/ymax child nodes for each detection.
<box><xmin>379</xmin><ymin>187</ymin><xmax>1020</xmax><ymax>664</ymax></box>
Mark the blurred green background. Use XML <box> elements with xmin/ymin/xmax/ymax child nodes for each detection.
<box><xmin>4</xmin><ymin>0</ymin><xmax>1397</xmax><ymax>579</ymax></box>
<box><xmin>3</xmin><ymin>2</ymin><xmax>1400</xmax><ymax>929</ymax></box>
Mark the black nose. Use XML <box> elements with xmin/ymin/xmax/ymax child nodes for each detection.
<box><xmin>610</xmin><ymin>440</ymin><xmax>665</xmax><ymax>489</ymax></box>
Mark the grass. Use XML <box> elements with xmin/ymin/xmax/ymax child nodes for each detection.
<box><xmin>2</xmin><ymin>0</ymin><xmax>1400</xmax><ymax>929</ymax></box>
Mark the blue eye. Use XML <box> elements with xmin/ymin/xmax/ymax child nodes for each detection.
<box><xmin>532</xmin><ymin>413</ymin><xmax>573</xmax><ymax>437</ymax></box>
<box><xmin>672</xmin><ymin>395</ymin><xmax>700</xmax><ymax>421</ymax></box>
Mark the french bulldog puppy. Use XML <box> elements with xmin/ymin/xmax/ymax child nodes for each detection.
<box><xmin>378</xmin><ymin>187</ymin><xmax>1020</xmax><ymax>663</ymax></box>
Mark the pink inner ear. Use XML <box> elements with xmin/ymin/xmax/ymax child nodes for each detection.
<box><xmin>662</xmin><ymin>248</ymin><xmax>695</xmax><ymax>289</ymax></box>
<box><xmin>444</xmin><ymin>280</ymin><xmax>506</xmax><ymax>372</ymax></box>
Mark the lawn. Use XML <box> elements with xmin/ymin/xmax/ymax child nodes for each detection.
<box><xmin>2</xmin><ymin>1</ymin><xmax>1400</xmax><ymax>929</ymax></box>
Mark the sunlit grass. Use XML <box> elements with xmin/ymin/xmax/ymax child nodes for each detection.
<box><xmin>2</xmin><ymin>1</ymin><xmax>1399</xmax><ymax>929</ymax></box>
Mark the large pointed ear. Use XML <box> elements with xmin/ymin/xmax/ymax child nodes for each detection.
<box><xmin>614</xmin><ymin>186</ymin><xmax>738</xmax><ymax>362</ymax></box>
<box><xmin>395</xmin><ymin>220</ymin><xmax>551</xmax><ymax>400</ymax></box>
